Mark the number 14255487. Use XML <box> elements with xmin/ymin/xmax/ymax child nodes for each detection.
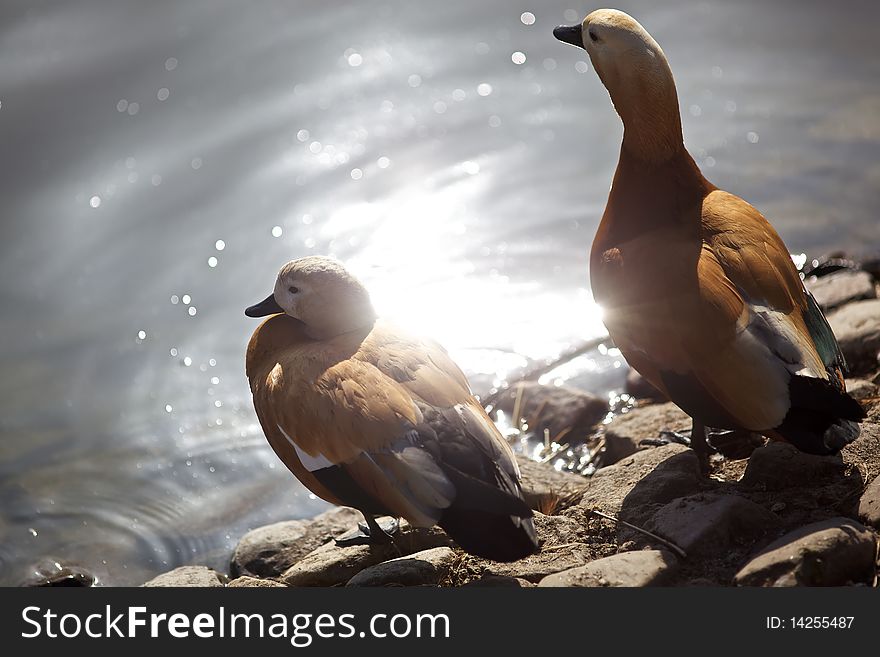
<box><xmin>766</xmin><ymin>617</ymin><xmax>854</xmax><ymax>630</ymax></box>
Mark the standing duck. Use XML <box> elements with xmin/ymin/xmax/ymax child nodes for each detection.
<box><xmin>553</xmin><ymin>9</ymin><xmax>864</xmax><ymax>466</ymax></box>
<box><xmin>244</xmin><ymin>256</ymin><xmax>538</xmax><ymax>561</ymax></box>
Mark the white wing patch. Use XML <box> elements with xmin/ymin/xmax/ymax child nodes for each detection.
<box><xmin>746</xmin><ymin>304</ymin><xmax>827</xmax><ymax>379</ymax></box>
<box><xmin>276</xmin><ymin>423</ymin><xmax>334</xmax><ymax>472</ymax></box>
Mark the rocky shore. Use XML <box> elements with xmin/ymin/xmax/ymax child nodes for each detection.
<box><xmin>144</xmin><ymin>265</ymin><xmax>880</xmax><ymax>588</ymax></box>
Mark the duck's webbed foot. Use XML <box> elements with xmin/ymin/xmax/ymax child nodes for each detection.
<box><xmin>640</xmin><ymin>419</ymin><xmax>714</xmax><ymax>473</ymax></box>
<box><xmin>705</xmin><ymin>428</ymin><xmax>765</xmax><ymax>459</ymax></box>
<box><xmin>334</xmin><ymin>515</ymin><xmax>400</xmax><ymax>548</ymax></box>
<box><xmin>640</xmin><ymin>429</ymin><xmax>694</xmax><ymax>447</ymax></box>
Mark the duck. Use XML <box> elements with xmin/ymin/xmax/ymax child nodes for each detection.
<box><xmin>553</xmin><ymin>9</ymin><xmax>865</xmax><ymax>466</ymax></box>
<box><xmin>244</xmin><ymin>256</ymin><xmax>539</xmax><ymax>562</ymax></box>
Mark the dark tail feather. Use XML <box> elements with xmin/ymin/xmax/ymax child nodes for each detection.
<box><xmin>440</xmin><ymin>465</ymin><xmax>533</xmax><ymax>518</ymax></box>
<box><xmin>439</xmin><ymin>508</ymin><xmax>539</xmax><ymax>562</ymax></box>
<box><xmin>774</xmin><ymin>374</ymin><xmax>866</xmax><ymax>455</ymax></box>
<box><xmin>438</xmin><ymin>465</ymin><xmax>539</xmax><ymax>562</ymax></box>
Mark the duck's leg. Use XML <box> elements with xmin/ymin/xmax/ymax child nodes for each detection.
<box><xmin>334</xmin><ymin>515</ymin><xmax>400</xmax><ymax>547</ymax></box>
<box><xmin>640</xmin><ymin>418</ymin><xmax>711</xmax><ymax>471</ymax></box>
<box><xmin>690</xmin><ymin>417</ymin><xmax>710</xmax><ymax>472</ymax></box>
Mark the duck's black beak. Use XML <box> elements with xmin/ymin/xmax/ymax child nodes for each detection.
<box><xmin>553</xmin><ymin>24</ymin><xmax>584</xmax><ymax>49</ymax></box>
<box><xmin>245</xmin><ymin>294</ymin><xmax>283</xmax><ymax>318</ymax></box>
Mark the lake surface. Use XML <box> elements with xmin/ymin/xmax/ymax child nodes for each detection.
<box><xmin>1</xmin><ymin>0</ymin><xmax>878</xmax><ymax>585</ymax></box>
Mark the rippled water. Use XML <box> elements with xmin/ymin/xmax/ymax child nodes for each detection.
<box><xmin>1</xmin><ymin>0</ymin><xmax>878</xmax><ymax>585</ymax></box>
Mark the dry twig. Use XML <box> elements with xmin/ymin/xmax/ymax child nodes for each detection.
<box><xmin>590</xmin><ymin>509</ymin><xmax>688</xmax><ymax>559</ymax></box>
<box><xmin>517</xmin><ymin>337</ymin><xmax>608</xmax><ymax>383</ymax></box>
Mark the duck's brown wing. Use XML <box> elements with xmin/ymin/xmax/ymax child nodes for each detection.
<box><xmin>361</xmin><ymin>326</ymin><xmax>538</xmax><ymax>560</ymax></box>
<box><xmin>697</xmin><ymin>190</ymin><xmax>862</xmax><ymax>451</ymax></box>
<box><xmin>254</xmin><ymin>349</ymin><xmax>454</xmax><ymax>528</ymax></box>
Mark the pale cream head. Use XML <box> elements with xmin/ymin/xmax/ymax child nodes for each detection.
<box><xmin>246</xmin><ymin>256</ymin><xmax>376</xmax><ymax>339</ymax></box>
<box><xmin>556</xmin><ymin>9</ymin><xmax>684</xmax><ymax>161</ymax></box>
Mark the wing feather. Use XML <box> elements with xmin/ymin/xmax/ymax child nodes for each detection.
<box><xmin>248</xmin><ymin>316</ymin><xmax>527</xmax><ymax>527</ymax></box>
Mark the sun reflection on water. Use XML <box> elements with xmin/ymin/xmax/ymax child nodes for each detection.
<box><xmin>313</xmin><ymin>168</ymin><xmax>607</xmax><ymax>385</ymax></box>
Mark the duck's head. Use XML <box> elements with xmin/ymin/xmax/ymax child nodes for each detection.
<box><xmin>554</xmin><ymin>9</ymin><xmax>682</xmax><ymax>161</ymax></box>
<box><xmin>245</xmin><ymin>256</ymin><xmax>376</xmax><ymax>339</ymax></box>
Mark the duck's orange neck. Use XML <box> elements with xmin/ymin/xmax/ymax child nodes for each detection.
<box><xmin>602</xmin><ymin>52</ymin><xmax>685</xmax><ymax>164</ymax></box>
<box><xmin>597</xmin><ymin>146</ymin><xmax>714</xmax><ymax>246</ymax></box>
<box><xmin>621</xmin><ymin>118</ymin><xmax>682</xmax><ymax>164</ymax></box>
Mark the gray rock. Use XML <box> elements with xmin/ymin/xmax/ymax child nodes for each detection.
<box><xmin>462</xmin><ymin>575</ymin><xmax>535</xmax><ymax>587</ymax></box>
<box><xmin>231</xmin><ymin>507</ymin><xmax>362</xmax><ymax>578</ymax></box>
<box><xmin>593</xmin><ymin>433</ymin><xmax>647</xmax><ymax>468</ymax></box>
<box><xmin>806</xmin><ymin>270</ymin><xmax>877</xmax><ymax>312</ymax></box>
<box><xmin>827</xmin><ymin>299</ymin><xmax>880</xmax><ymax>376</ymax></box>
<box><xmin>599</xmin><ymin>430</ymin><xmax>641</xmax><ymax>467</ymax></box>
<box><xmin>490</xmin><ymin>381</ymin><xmax>608</xmax><ymax>441</ymax></box>
<box><xmin>624</xmin><ymin>369</ymin><xmax>668</xmax><ymax>403</ymax></box>
<box><xmin>857</xmin><ymin>476</ymin><xmax>880</xmax><ymax>530</ymax></box>
<box><xmin>144</xmin><ymin>566</ymin><xmax>225</xmax><ymax>587</ymax></box>
<box><xmin>603</xmin><ymin>402</ymin><xmax>691</xmax><ymax>446</ymax></box>
<box><xmin>282</xmin><ymin>543</ymin><xmax>392</xmax><ymax>586</ymax></box>
<box><xmin>515</xmin><ymin>454</ymin><xmax>587</xmax><ymax>513</ymax></box>
<box><xmin>21</xmin><ymin>559</ymin><xmax>96</xmax><ymax>587</ymax></box>
<box><xmin>734</xmin><ymin>518</ymin><xmax>878</xmax><ymax>586</ymax></box>
<box><xmin>227</xmin><ymin>576</ymin><xmax>287</xmax><ymax>588</ymax></box>
<box><xmin>846</xmin><ymin>378</ymin><xmax>879</xmax><ymax>401</ymax></box>
<box><xmin>346</xmin><ymin>547</ymin><xmax>457</xmax><ymax>587</ymax></box>
<box><xmin>740</xmin><ymin>443</ymin><xmax>847</xmax><ymax>491</ymax></box>
<box><xmin>281</xmin><ymin>524</ymin><xmax>452</xmax><ymax>587</ymax></box>
<box><xmin>601</xmin><ymin>401</ymin><xmax>702</xmax><ymax>465</ymax></box>
<box><xmin>645</xmin><ymin>493</ymin><xmax>780</xmax><ymax>556</ymax></box>
<box><xmin>578</xmin><ymin>444</ymin><xmax>706</xmax><ymax>524</ymax></box>
<box><xmin>862</xmin><ymin>256</ymin><xmax>880</xmax><ymax>282</ymax></box>
<box><xmin>538</xmin><ymin>549</ymin><xmax>678</xmax><ymax>587</ymax></box>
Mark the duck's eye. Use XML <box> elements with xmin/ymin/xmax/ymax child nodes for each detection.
<box><xmin>589</xmin><ymin>30</ymin><xmax>599</xmax><ymax>43</ymax></box>
<box><xmin>288</xmin><ymin>286</ymin><xmax>299</xmax><ymax>294</ymax></box>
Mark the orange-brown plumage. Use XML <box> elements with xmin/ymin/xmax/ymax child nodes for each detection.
<box><xmin>245</xmin><ymin>256</ymin><xmax>538</xmax><ymax>561</ymax></box>
<box><xmin>557</xmin><ymin>9</ymin><xmax>864</xmax><ymax>460</ymax></box>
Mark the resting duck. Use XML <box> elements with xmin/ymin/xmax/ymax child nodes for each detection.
<box><xmin>244</xmin><ymin>256</ymin><xmax>539</xmax><ymax>561</ymax></box>
<box><xmin>553</xmin><ymin>9</ymin><xmax>864</xmax><ymax>465</ymax></box>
